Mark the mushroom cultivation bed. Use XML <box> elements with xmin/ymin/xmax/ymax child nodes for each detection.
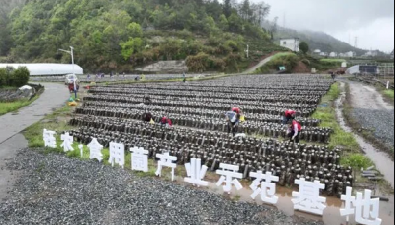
<box><xmin>67</xmin><ymin>74</ymin><xmax>353</xmax><ymax>195</ymax></box>
<box><xmin>76</xmin><ymin>74</ymin><xmax>334</xmax><ymax>143</ymax></box>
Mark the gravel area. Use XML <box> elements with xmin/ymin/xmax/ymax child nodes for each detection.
<box><xmin>0</xmin><ymin>148</ymin><xmax>323</xmax><ymax>225</ymax></box>
<box><xmin>352</xmin><ymin>108</ymin><xmax>395</xmax><ymax>149</ymax></box>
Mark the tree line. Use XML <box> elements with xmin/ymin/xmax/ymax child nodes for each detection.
<box><xmin>0</xmin><ymin>0</ymin><xmax>273</xmax><ymax>72</ymax></box>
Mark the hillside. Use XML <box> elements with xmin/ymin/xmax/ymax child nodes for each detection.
<box><xmin>0</xmin><ymin>0</ymin><xmax>286</xmax><ymax>73</ymax></box>
<box><xmin>281</xmin><ymin>29</ymin><xmax>367</xmax><ymax>56</ymax></box>
<box><xmin>261</xmin><ymin>21</ymin><xmax>370</xmax><ymax>56</ymax></box>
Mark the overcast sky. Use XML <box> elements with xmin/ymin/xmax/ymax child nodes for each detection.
<box><xmin>252</xmin><ymin>0</ymin><xmax>395</xmax><ymax>52</ymax></box>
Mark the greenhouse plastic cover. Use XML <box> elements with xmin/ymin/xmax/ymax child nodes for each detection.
<box><xmin>346</xmin><ymin>65</ymin><xmax>359</xmax><ymax>75</ymax></box>
<box><xmin>0</xmin><ymin>64</ymin><xmax>84</xmax><ymax>76</ymax></box>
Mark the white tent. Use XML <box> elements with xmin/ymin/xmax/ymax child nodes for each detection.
<box><xmin>0</xmin><ymin>63</ymin><xmax>83</xmax><ymax>76</ymax></box>
<box><xmin>346</xmin><ymin>65</ymin><xmax>359</xmax><ymax>74</ymax></box>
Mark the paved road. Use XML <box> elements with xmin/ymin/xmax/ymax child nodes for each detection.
<box><xmin>0</xmin><ymin>83</ymin><xmax>69</xmax><ymax>144</ymax></box>
<box><xmin>0</xmin><ymin>83</ymin><xmax>69</xmax><ymax>201</ymax></box>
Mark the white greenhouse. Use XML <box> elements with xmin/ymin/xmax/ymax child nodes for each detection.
<box><xmin>346</xmin><ymin>65</ymin><xmax>359</xmax><ymax>74</ymax></box>
<box><xmin>0</xmin><ymin>64</ymin><xmax>84</xmax><ymax>76</ymax></box>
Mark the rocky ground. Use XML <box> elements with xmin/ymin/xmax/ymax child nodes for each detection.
<box><xmin>0</xmin><ymin>148</ymin><xmax>323</xmax><ymax>225</ymax></box>
<box><xmin>348</xmin><ymin>81</ymin><xmax>395</xmax><ymax>152</ymax></box>
<box><xmin>352</xmin><ymin>108</ymin><xmax>394</xmax><ymax>150</ymax></box>
<box><xmin>0</xmin><ymin>89</ymin><xmax>21</xmax><ymax>102</ymax></box>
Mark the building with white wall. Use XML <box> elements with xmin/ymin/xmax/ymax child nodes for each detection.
<box><xmin>344</xmin><ymin>51</ymin><xmax>356</xmax><ymax>58</ymax></box>
<box><xmin>320</xmin><ymin>52</ymin><xmax>328</xmax><ymax>56</ymax></box>
<box><xmin>279</xmin><ymin>38</ymin><xmax>300</xmax><ymax>52</ymax></box>
<box><xmin>0</xmin><ymin>64</ymin><xmax>84</xmax><ymax>76</ymax></box>
<box><xmin>362</xmin><ymin>51</ymin><xmax>378</xmax><ymax>57</ymax></box>
<box><xmin>313</xmin><ymin>49</ymin><xmax>321</xmax><ymax>54</ymax></box>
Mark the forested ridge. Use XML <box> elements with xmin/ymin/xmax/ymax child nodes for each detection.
<box><xmin>0</xmin><ymin>0</ymin><xmax>286</xmax><ymax>72</ymax></box>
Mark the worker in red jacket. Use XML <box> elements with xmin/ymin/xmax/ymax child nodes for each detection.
<box><xmin>160</xmin><ymin>116</ymin><xmax>172</xmax><ymax>127</ymax></box>
<box><xmin>287</xmin><ymin>119</ymin><xmax>302</xmax><ymax>143</ymax></box>
<box><xmin>283</xmin><ymin>109</ymin><xmax>297</xmax><ymax>124</ymax></box>
<box><xmin>232</xmin><ymin>107</ymin><xmax>241</xmax><ymax>114</ymax></box>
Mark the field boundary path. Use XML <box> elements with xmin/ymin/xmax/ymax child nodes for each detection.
<box><xmin>243</xmin><ymin>54</ymin><xmax>278</xmax><ymax>74</ymax></box>
<box><xmin>0</xmin><ymin>83</ymin><xmax>69</xmax><ymax>201</ymax></box>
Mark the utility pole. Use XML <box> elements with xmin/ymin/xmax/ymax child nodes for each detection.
<box><xmin>58</xmin><ymin>46</ymin><xmax>77</xmax><ymax>99</ymax></box>
<box><xmin>58</xmin><ymin>46</ymin><xmax>75</xmax><ymax>75</ymax></box>
<box><xmin>245</xmin><ymin>44</ymin><xmax>249</xmax><ymax>58</ymax></box>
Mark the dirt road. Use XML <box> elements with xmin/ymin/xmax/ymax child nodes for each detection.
<box><xmin>244</xmin><ymin>54</ymin><xmax>278</xmax><ymax>74</ymax></box>
<box><xmin>349</xmin><ymin>81</ymin><xmax>393</xmax><ymax>110</ymax></box>
<box><xmin>337</xmin><ymin>80</ymin><xmax>394</xmax><ymax>188</ymax></box>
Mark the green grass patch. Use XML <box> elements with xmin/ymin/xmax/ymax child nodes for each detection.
<box><xmin>258</xmin><ymin>52</ymin><xmax>299</xmax><ymax>74</ymax></box>
<box><xmin>271</xmin><ymin>52</ymin><xmax>296</xmax><ymax>60</ymax></box>
<box><xmin>312</xmin><ymin>83</ymin><xmax>359</xmax><ymax>151</ymax></box>
<box><xmin>0</xmin><ymin>95</ymin><xmax>40</xmax><ymax>116</ymax></box>
<box><xmin>0</xmin><ymin>86</ymin><xmax>18</xmax><ymax>90</ymax></box>
<box><xmin>382</xmin><ymin>89</ymin><xmax>394</xmax><ymax>101</ymax></box>
<box><xmin>340</xmin><ymin>153</ymin><xmax>373</xmax><ymax>169</ymax></box>
<box><xmin>320</xmin><ymin>58</ymin><xmax>346</xmax><ymax>63</ymax></box>
<box><xmin>23</xmin><ymin>105</ymin><xmax>74</xmax><ymax>148</ymax></box>
<box><xmin>317</xmin><ymin>58</ymin><xmax>346</xmax><ymax>71</ymax></box>
<box><xmin>340</xmin><ymin>153</ymin><xmax>374</xmax><ymax>180</ymax></box>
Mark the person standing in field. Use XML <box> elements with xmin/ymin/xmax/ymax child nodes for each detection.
<box><xmin>143</xmin><ymin>112</ymin><xmax>153</xmax><ymax>123</ymax></box>
<box><xmin>287</xmin><ymin>119</ymin><xmax>302</xmax><ymax>144</ymax></box>
<box><xmin>160</xmin><ymin>116</ymin><xmax>172</xmax><ymax>127</ymax></box>
<box><xmin>225</xmin><ymin>108</ymin><xmax>241</xmax><ymax>136</ymax></box>
<box><xmin>283</xmin><ymin>109</ymin><xmax>296</xmax><ymax>125</ymax></box>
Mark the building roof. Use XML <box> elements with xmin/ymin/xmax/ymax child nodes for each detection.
<box><xmin>0</xmin><ymin>63</ymin><xmax>84</xmax><ymax>76</ymax></box>
<box><xmin>279</xmin><ymin>38</ymin><xmax>300</xmax><ymax>41</ymax></box>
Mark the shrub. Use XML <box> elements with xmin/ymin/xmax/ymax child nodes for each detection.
<box><xmin>0</xmin><ymin>68</ymin><xmax>6</xmax><ymax>86</ymax></box>
<box><xmin>215</xmin><ymin>44</ymin><xmax>232</xmax><ymax>55</ymax></box>
<box><xmin>225</xmin><ymin>53</ymin><xmax>242</xmax><ymax>71</ymax></box>
<box><xmin>301</xmin><ymin>59</ymin><xmax>311</xmax><ymax>66</ymax></box>
<box><xmin>210</xmin><ymin>57</ymin><xmax>226</xmax><ymax>71</ymax></box>
<box><xmin>262</xmin><ymin>53</ymin><xmax>299</xmax><ymax>72</ymax></box>
<box><xmin>186</xmin><ymin>52</ymin><xmax>210</xmax><ymax>72</ymax></box>
<box><xmin>0</xmin><ymin>67</ymin><xmax>15</xmax><ymax>86</ymax></box>
<box><xmin>299</xmin><ymin>42</ymin><xmax>309</xmax><ymax>54</ymax></box>
<box><xmin>11</xmin><ymin>67</ymin><xmax>30</xmax><ymax>87</ymax></box>
<box><xmin>224</xmin><ymin>40</ymin><xmax>239</xmax><ymax>52</ymax></box>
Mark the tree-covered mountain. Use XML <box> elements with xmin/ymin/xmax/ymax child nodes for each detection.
<box><xmin>0</xmin><ymin>0</ymin><xmax>286</xmax><ymax>72</ymax></box>
<box><xmin>280</xmin><ymin>29</ymin><xmax>367</xmax><ymax>55</ymax></box>
<box><xmin>261</xmin><ymin>21</ymin><xmax>370</xmax><ymax>56</ymax></box>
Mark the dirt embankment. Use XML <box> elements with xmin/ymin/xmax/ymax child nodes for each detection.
<box><xmin>292</xmin><ymin>61</ymin><xmax>310</xmax><ymax>73</ymax></box>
